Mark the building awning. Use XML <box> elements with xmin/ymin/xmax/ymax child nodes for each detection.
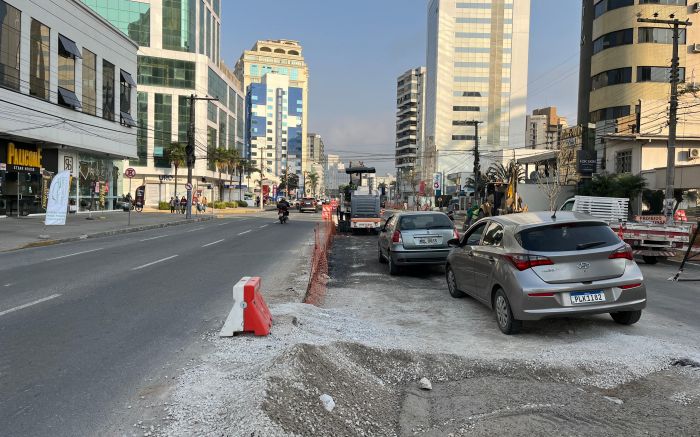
<box><xmin>57</xmin><ymin>87</ymin><xmax>82</xmax><ymax>109</ymax></box>
<box><xmin>120</xmin><ymin>111</ymin><xmax>136</xmax><ymax>127</ymax></box>
<box><xmin>58</xmin><ymin>34</ymin><xmax>82</xmax><ymax>59</ymax></box>
<box><xmin>120</xmin><ymin>70</ymin><xmax>136</xmax><ymax>87</ymax></box>
<box><xmin>516</xmin><ymin>150</ymin><xmax>558</xmax><ymax>164</ymax></box>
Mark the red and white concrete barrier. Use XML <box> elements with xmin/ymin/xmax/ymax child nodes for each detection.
<box><xmin>219</xmin><ymin>276</ymin><xmax>272</xmax><ymax>337</ymax></box>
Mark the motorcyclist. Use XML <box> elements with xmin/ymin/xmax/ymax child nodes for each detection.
<box><xmin>276</xmin><ymin>197</ymin><xmax>291</xmax><ymax>217</ymax></box>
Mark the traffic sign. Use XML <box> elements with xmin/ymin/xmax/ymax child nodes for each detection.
<box><xmin>433</xmin><ymin>182</ymin><xmax>439</xmax><ymax>189</ymax></box>
<box><xmin>185</xmin><ymin>182</ymin><xmax>193</xmax><ymax>191</ymax></box>
<box><xmin>124</xmin><ymin>168</ymin><xmax>136</xmax><ymax>178</ymax></box>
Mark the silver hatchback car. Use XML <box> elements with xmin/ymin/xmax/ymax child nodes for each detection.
<box><xmin>445</xmin><ymin>212</ymin><xmax>646</xmax><ymax>334</ymax></box>
<box><xmin>378</xmin><ymin>211</ymin><xmax>459</xmax><ymax>275</ymax></box>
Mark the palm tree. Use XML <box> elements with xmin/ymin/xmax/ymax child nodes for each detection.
<box><xmin>307</xmin><ymin>170</ymin><xmax>319</xmax><ymax>197</ymax></box>
<box><xmin>225</xmin><ymin>148</ymin><xmax>241</xmax><ymax>202</ymax></box>
<box><xmin>211</xmin><ymin>147</ymin><xmax>229</xmax><ymax>201</ymax></box>
<box><xmin>166</xmin><ymin>142</ymin><xmax>187</xmax><ymax>199</ymax></box>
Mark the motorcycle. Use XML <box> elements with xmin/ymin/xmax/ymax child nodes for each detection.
<box><xmin>278</xmin><ymin>209</ymin><xmax>289</xmax><ymax>224</ymax></box>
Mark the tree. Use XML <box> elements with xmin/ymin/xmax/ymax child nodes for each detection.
<box><xmin>242</xmin><ymin>160</ymin><xmax>260</xmax><ymax>195</ymax></box>
<box><xmin>535</xmin><ymin>146</ymin><xmax>577</xmax><ymax>211</ymax></box>
<box><xmin>307</xmin><ymin>170</ymin><xmax>319</xmax><ymax>197</ymax></box>
<box><xmin>486</xmin><ymin>161</ymin><xmax>525</xmax><ymax>186</ymax></box>
<box><xmin>579</xmin><ymin>173</ymin><xmax>647</xmax><ymax>200</ymax></box>
<box><xmin>166</xmin><ymin>142</ymin><xmax>187</xmax><ymax>198</ymax></box>
<box><xmin>225</xmin><ymin>148</ymin><xmax>241</xmax><ymax>202</ymax></box>
<box><xmin>279</xmin><ymin>170</ymin><xmax>299</xmax><ymax>194</ymax></box>
<box><xmin>210</xmin><ymin>147</ymin><xmax>230</xmax><ymax>201</ymax></box>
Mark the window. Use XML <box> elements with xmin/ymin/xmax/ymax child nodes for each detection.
<box><xmin>453</xmin><ymin>106</ymin><xmax>480</xmax><ymax>111</ymax></box>
<box><xmin>137</xmin><ymin>56</ymin><xmax>196</xmax><ymax>89</ymax></box>
<box><xmin>120</xmin><ymin>70</ymin><xmax>136</xmax><ymax>126</ymax></box>
<box><xmin>592</xmin><ymin>28</ymin><xmax>632</xmax><ymax>54</ymax></box>
<box><xmin>639</xmin><ymin>0</ymin><xmax>686</xmax><ymax>4</ymax></box>
<box><xmin>516</xmin><ymin>223</ymin><xmax>621</xmax><ymax>252</ymax></box>
<box><xmin>178</xmin><ymin>95</ymin><xmax>191</xmax><ymax>143</ymax></box>
<box><xmin>207</xmin><ymin>101</ymin><xmax>216</xmax><ymax>123</ymax></box>
<box><xmin>398</xmin><ymin>213</ymin><xmax>453</xmax><ymax>231</ymax></box>
<box><xmin>591</xmin><ymin>67</ymin><xmax>632</xmax><ymax>90</ymax></box>
<box><xmin>102</xmin><ymin>60</ymin><xmax>115</xmax><ymax>120</ymax></box>
<box><xmin>593</xmin><ymin>0</ymin><xmax>634</xmax><ymax>19</ymax></box>
<box><xmin>454</xmin><ymin>91</ymin><xmax>482</xmax><ymax>97</ymax></box>
<box><xmin>590</xmin><ymin>105</ymin><xmax>630</xmax><ymax>123</ymax></box>
<box><xmin>0</xmin><ymin>1</ymin><xmax>21</xmax><ymax>90</ymax></box>
<box><xmin>482</xmin><ymin>222</ymin><xmax>504</xmax><ymax>246</ymax></box>
<box><xmin>207</xmin><ymin>126</ymin><xmax>217</xmax><ymax>171</ymax></box>
<box><xmin>162</xmin><ymin>0</ymin><xmax>195</xmax><ymax>52</ymax></box>
<box><xmin>638</xmin><ymin>27</ymin><xmax>686</xmax><ymax>44</ymax></box>
<box><xmin>29</xmin><ymin>19</ymin><xmax>50</xmax><ymax>100</ymax></box>
<box><xmin>82</xmin><ymin>49</ymin><xmax>97</xmax><ymax>115</ymax></box>
<box><xmin>615</xmin><ymin>150</ymin><xmax>632</xmax><ymax>173</ymax></box>
<box><xmin>130</xmin><ymin>92</ymin><xmax>148</xmax><ymax>166</ymax></box>
<box><xmin>81</xmin><ymin>0</ymin><xmax>150</xmax><ymax>46</ymax></box>
<box><xmin>464</xmin><ymin>222</ymin><xmax>487</xmax><ymax>245</ymax></box>
<box><xmin>198</xmin><ymin>0</ymin><xmax>205</xmax><ymax>54</ymax></box>
<box><xmin>637</xmin><ymin>66</ymin><xmax>685</xmax><ymax>83</ymax></box>
<box><xmin>452</xmin><ymin>135</ymin><xmax>476</xmax><ymax>140</ymax></box>
<box><xmin>154</xmin><ymin>94</ymin><xmax>173</xmax><ymax>168</ymax></box>
<box><xmin>219</xmin><ymin>108</ymin><xmax>226</xmax><ymax>148</ymax></box>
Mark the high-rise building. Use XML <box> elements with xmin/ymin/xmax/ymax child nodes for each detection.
<box><xmin>424</xmin><ymin>0</ymin><xmax>530</xmax><ymax>186</ymax></box>
<box><xmin>578</xmin><ymin>0</ymin><xmax>700</xmax><ymax>126</ymax></box>
<box><xmin>395</xmin><ymin>67</ymin><xmax>426</xmax><ymax>192</ymax></box>
<box><xmin>235</xmin><ymin>40</ymin><xmax>309</xmax><ymax>184</ymax></box>
<box><xmin>307</xmin><ymin>133</ymin><xmax>326</xmax><ymax>196</ymax></box>
<box><xmin>324</xmin><ymin>154</ymin><xmax>348</xmax><ymax>196</ymax></box>
<box><xmin>525</xmin><ymin>107</ymin><xmax>568</xmax><ymax>149</ymax></box>
<box><xmin>82</xmin><ymin>0</ymin><xmax>245</xmax><ymax>205</ymax></box>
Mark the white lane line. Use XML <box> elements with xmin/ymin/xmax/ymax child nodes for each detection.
<box><xmin>47</xmin><ymin>247</ymin><xmax>103</xmax><ymax>261</ymax></box>
<box><xmin>140</xmin><ymin>235</ymin><xmax>169</xmax><ymax>242</ymax></box>
<box><xmin>132</xmin><ymin>255</ymin><xmax>178</xmax><ymax>271</ymax></box>
<box><xmin>217</xmin><ymin>222</ymin><xmax>230</xmax><ymax>226</ymax></box>
<box><xmin>185</xmin><ymin>226</ymin><xmax>205</xmax><ymax>233</ymax></box>
<box><xmin>238</xmin><ymin>230</ymin><xmax>252</xmax><ymax>236</ymax></box>
<box><xmin>3</xmin><ymin>283</ymin><xmax>12</xmax><ymax>287</ymax></box>
<box><xmin>259</xmin><ymin>224</ymin><xmax>268</xmax><ymax>229</ymax></box>
<box><xmin>0</xmin><ymin>294</ymin><xmax>62</xmax><ymax>317</ymax></box>
<box><xmin>202</xmin><ymin>239</ymin><xmax>225</xmax><ymax>247</ymax></box>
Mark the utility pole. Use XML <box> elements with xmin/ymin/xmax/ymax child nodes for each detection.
<box><xmin>465</xmin><ymin>121</ymin><xmax>483</xmax><ymax>202</ymax></box>
<box><xmin>637</xmin><ymin>14</ymin><xmax>691</xmax><ymax>224</ymax></box>
<box><xmin>186</xmin><ymin>94</ymin><xmax>218</xmax><ymax>219</ymax></box>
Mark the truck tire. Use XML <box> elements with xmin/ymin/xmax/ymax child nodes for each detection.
<box><xmin>610</xmin><ymin>310</ymin><xmax>642</xmax><ymax>325</ymax></box>
<box><xmin>642</xmin><ymin>256</ymin><xmax>659</xmax><ymax>265</ymax></box>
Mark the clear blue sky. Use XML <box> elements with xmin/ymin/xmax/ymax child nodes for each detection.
<box><xmin>221</xmin><ymin>0</ymin><xmax>581</xmax><ymax>174</ymax></box>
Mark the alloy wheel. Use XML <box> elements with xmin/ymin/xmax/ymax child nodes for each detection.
<box><xmin>496</xmin><ymin>295</ymin><xmax>509</xmax><ymax>327</ymax></box>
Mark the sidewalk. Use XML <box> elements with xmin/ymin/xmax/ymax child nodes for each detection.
<box><xmin>142</xmin><ymin>206</ymin><xmax>266</xmax><ymax>217</ymax></box>
<box><xmin>0</xmin><ymin>211</ymin><xmax>212</xmax><ymax>252</ymax></box>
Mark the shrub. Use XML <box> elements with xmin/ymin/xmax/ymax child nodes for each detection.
<box><xmin>158</xmin><ymin>201</ymin><xmax>170</xmax><ymax>210</ymax></box>
<box><xmin>237</xmin><ymin>200</ymin><xmax>248</xmax><ymax>207</ymax></box>
<box><xmin>212</xmin><ymin>201</ymin><xmax>227</xmax><ymax>209</ymax></box>
<box><xmin>226</xmin><ymin>201</ymin><xmax>237</xmax><ymax>208</ymax></box>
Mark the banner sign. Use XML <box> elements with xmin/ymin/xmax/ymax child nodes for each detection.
<box><xmin>134</xmin><ymin>185</ymin><xmax>146</xmax><ymax>207</ymax></box>
<box><xmin>45</xmin><ymin>171</ymin><xmax>71</xmax><ymax>225</ymax></box>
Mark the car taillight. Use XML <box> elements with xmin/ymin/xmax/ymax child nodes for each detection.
<box><xmin>609</xmin><ymin>244</ymin><xmax>634</xmax><ymax>260</ymax></box>
<box><xmin>505</xmin><ymin>254</ymin><xmax>553</xmax><ymax>271</ymax></box>
<box><xmin>620</xmin><ymin>283</ymin><xmax>642</xmax><ymax>290</ymax></box>
<box><xmin>392</xmin><ymin>230</ymin><xmax>403</xmax><ymax>243</ymax></box>
<box><xmin>528</xmin><ymin>292</ymin><xmax>555</xmax><ymax>297</ymax></box>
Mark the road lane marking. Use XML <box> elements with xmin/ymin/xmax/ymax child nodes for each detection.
<box><xmin>132</xmin><ymin>255</ymin><xmax>178</xmax><ymax>271</ymax></box>
<box><xmin>238</xmin><ymin>230</ymin><xmax>252</xmax><ymax>236</ymax></box>
<box><xmin>259</xmin><ymin>225</ymin><xmax>268</xmax><ymax>229</ymax></box>
<box><xmin>0</xmin><ymin>294</ymin><xmax>61</xmax><ymax>317</ymax></box>
<box><xmin>3</xmin><ymin>283</ymin><xmax>12</xmax><ymax>287</ymax></box>
<box><xmin>217</xmin><ymin>222</ymin><xmax>230</xmax><ymax>226</ymax></box>
<box><xmin>202</xmin><ymin>239</ymin><xmax>225</xmax><ymax>247</ymax></box>
<box><xmin>185</xmin><ymin>226</ymin><xmax>205</xmax><ymax>233</ymax></box>
<box><xmin>140</xmin><ymin>235</ymin><xmax>169</xmax><ymax>242</ymax></box>
<box><xmin>47</xmin><ymin>248</ymin><xmax>104</xmax><ymax>261</ymax></box>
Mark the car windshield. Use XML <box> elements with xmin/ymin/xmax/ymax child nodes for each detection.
<box><xmin>399</xmin><ymin>214</ymin><xmax>453</xmax><ymax>231</ymax></box>
<box><xmin>516</xmin><ymin>222</ymin><xmax>620</xmax><ymax>252</ymax></box>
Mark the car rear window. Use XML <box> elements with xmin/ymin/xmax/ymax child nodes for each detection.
<box><xmin>399</xmin><ymin>214</ymin><xmax>453</xmax><ymax>231</ymax></box>
<box><xmin>516</xmin><ymin>222</ymin><xmax>620</xmax><ymax>252</ymax></box>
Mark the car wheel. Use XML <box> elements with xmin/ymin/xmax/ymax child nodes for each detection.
<box><xmin>446</xmin><ymin>266</ymin><xmax>465</xmax><ymax>298</ymax></box>
<box><xmin>610</xmin><ymin>310</ymin><xmax>642</xmax><ymax>325</ymax></box>
<box><xmin>378</xmin><ymin>245</ymin><xmax>387</xmax><ymax>264</ymax></box>
<box><xmin>388</xmin><ymin>252</ymin><xmax>400</xmax><ymax>275</ymax></box>
<box><xmin>642</xmin><ymin>256</ymin><xmax>658</xmax><ymax>265</ymax></box>
<box><xmin>494</xmin><ymin>288</ymin><xmax>522</xmax><ymax>335</ymax></box>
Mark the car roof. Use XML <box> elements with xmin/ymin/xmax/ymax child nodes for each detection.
<box><xmin>393</xmin><ymin>211</ymin><xmax>449</xmax><ymax>217</ymax></box>
<box><xmin>488</xmin><ymin>211</ymin><xmax>606</xmax><ymax>228</ymax></box>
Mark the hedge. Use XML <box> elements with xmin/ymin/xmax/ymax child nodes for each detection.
<box><xmin>158</xmin><ymin>201</ymin><xmax>170</xmax><ymax>210</ymax></box>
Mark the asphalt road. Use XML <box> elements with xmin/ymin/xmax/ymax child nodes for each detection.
<box><xmin>0</xmin><ymin>212</ymin><xmax>319</xmax><ymax>436</ymax></box>
<box><xmin>641</xmin><ymin>258</ymin><xmax>700</xmax><ymax>329</ymax></box>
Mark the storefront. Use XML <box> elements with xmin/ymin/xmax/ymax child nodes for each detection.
<box><xmin>57</xmin><ymin>150</ymin><xmax>120</xmax><ymax>212</ymax></box>
<box><xmin>0</xmin><ymin>140</ymin><xmax>52</xmax><ymax>216</ymax></box>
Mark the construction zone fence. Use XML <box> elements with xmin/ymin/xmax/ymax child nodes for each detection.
<box><xmin>304</xmin><ymin>220</ymin><xmax>336</xmax><ymax>306</ymax></box>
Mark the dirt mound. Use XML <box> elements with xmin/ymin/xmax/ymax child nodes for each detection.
<box><xmin>263</xmin><ymin>342</ymin><xmax>700</xmax><ymax>436</ymax></box>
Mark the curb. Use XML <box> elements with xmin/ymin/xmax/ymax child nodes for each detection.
<box><xmin>7</xmin><ymin>216</ymin><xmax>214</xmax><ymax>252</ymax></box>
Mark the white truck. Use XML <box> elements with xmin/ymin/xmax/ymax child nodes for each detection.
<box><xmin>560</xmin><ymin>195</ymin><xmax>691</xmax><ymax>264</ymax></box>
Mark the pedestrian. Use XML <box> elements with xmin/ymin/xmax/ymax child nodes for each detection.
<box><xmin>169</xmin><ymin>196</ymin><xmax>176</xmax><ymax>213</ymax></box>
<box><xmin>180</xmin><ymin>196</ymin><xmax>187</xmax><ymax>214</ymax></box>
<box><xmin>202</xmin><ymin>196</ymin><xmax>208</xmax><ymax>212</ymax></box>
<box><xmin>256</xmin><ymin>196</ymin><xmax>260</xmax><ymax>207</ymax></box>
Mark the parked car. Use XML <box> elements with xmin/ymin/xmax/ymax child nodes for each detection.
<box><xmin>299</xmin><ymin>197</ymin><xmax>318</xmax><ymax>213</ymax></box>
<box><xmin>378</xmin><ymin>211</ymin><xmax>459</xmax><ymax>275</ymax></box>
<box><xmin>445</xmin><ymin>212</ymin><xmax>646</xmax><ymax>335</ymax></box>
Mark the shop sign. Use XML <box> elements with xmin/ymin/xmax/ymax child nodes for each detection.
<box><xmin>42</xmin><ymin>174</ymin><xmax>51</xmax><ymax>209</ymax></box>
<box><xmin>577</xmin><ymin>149</ymin><xmax>597</xmax><ymax>175</ymax></box>
<box><xmin>7</xmin><ymin>142</ymin><xmax>41</xmax><ymax>172</ymax></box>
<box><xmin>134</xmin><ymin>185</ymin><xmax>146</xmax><ymax>207</ymax></box>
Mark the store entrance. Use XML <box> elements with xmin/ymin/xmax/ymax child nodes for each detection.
<box><xmin>1</xmin><ymin>170</ymin><xmax>44</xmax><ymax>216</ymax></box>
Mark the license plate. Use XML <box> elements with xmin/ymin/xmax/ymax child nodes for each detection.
<box><xmin>416</xmin><ymin>237</ymin><xmax>441</xmax><ymax>246</ymax></box>
<box><xmin>570</xmin><ymin>290</ymin><xmax>606</xmax><ymax>305</ymax></box>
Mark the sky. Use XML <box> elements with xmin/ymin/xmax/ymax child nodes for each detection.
<box><xmin>221</xmin><ymin>0</ymin><xmax>582</xmax><ymax>174</ymax></box>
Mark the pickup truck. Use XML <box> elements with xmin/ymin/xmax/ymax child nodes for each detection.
<box><xmin>560</xmin><ymin>195</ymin><xmax>691</xmax><ymax>264</ymax></box>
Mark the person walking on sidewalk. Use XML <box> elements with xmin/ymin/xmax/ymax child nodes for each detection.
<box><xmin>180</xmin><ymin>196</ymin><xmax>187</xmax><ymax>214</ymax></box>
<box><xmin>169</xmin><ymin>196</ymin><xmax>176</xmax><ymax>213</ymax></box>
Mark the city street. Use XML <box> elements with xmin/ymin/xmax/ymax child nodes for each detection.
<box><xmin>0</xmin><ymin>212</ymin><xmax>319</xmax><ymax>436</ymax></box>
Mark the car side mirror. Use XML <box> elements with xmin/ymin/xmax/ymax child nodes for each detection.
<box><xmin>447</xmin><ymin>238</ymin><xmax>460</xmax><ymax>248</ymax></box>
